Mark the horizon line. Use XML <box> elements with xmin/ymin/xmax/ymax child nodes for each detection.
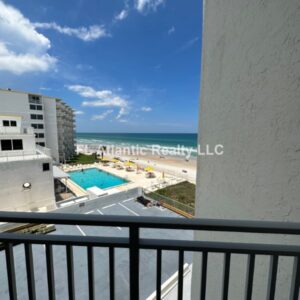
<box><xmin>76</xmin><ymin>132</ymin><xmax>198</xmax><ymax>134</ymax></box>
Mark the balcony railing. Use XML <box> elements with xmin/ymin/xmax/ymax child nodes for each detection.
<box><xmin>0</xmin><ymin>212</ymin><xmax>299</xmax><ymax>300</ymax></box>
<box><xmin>0</xmin><ymin>126</ymin><xmax>34</xmax><ymax>135</ymax></box>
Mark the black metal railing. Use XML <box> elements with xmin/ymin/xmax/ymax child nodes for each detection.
<box><xmin>0</xmin><ymin>212</ymin><xmax>299</xmax><ymax>300</ymax></box>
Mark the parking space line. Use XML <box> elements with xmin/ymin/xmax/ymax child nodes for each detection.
<box><xmin>76</xmin><ymin>225</ymin><xmax>86</xmax><ymax>236</ymax></box>
<box><xmin>97</xmin><ymin>209</ymin><xmax>122</xmax><ymax>230</ymax></box>
<box><xmin>118</xmin><ymin>202</ymin><xmax>140</xmax><ymax>216</ymax></box>
<box><xmin>85</xmin><ymin>210</ymin><xmax>94</xmax><ymax>214</ymax></box>
<box><xmin>102</xmin><ymin>204</ymin><xmax>116</xmax><ymax>209</ymax></box>
<box><xmin>122</xmin><ymin>198</ymin><xmax>134</xmax><ymax>203</ymax></box>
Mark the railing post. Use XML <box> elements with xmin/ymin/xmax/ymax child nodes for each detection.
<box><xmin>222</xmin><ymin>253</ymin><xmax>231</xmax><ymax>300</ymax></box>
<box><xmin>245</xmin><ymin>254</ymin><xmax>255</xmax><ymax>300</ymax></box>
<box><xmin>5</xmin><ymin>243</ymin><xmax>17</xmax><ymax>300</ymax></box>
<box><xmin>25</xmin><ymin>244</ymin><xmax>36</xmax><ymax>300</ymax></box>
<box><xmin>290</xmin><ymin>256</ymin><xmax>300</xmax><ymax>300</ymax></box>
<box><xmin>266</xmin><ymin>255</ymin><xmax>278</xmax><ymax>300</ymax></box>
<box><xmin>129</xmin><ymin>226</ymin><xmax>139</xmax><ymax>300</ymax></box>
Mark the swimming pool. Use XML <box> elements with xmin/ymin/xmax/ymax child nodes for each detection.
<box><xmin>68</xmin><ymin>168</ymin><xmax>128</xmax><ymax>190</ymax></box>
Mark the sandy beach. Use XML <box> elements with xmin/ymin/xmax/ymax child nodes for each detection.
<box><xmin>76</xmin><ymin>144</ymin><xmax>197</xmax><ymax>183</ymax></box>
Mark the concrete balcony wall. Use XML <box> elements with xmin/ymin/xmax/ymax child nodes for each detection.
<box><xmin>192</xmin><ymin>0</ymin><xmax>300</xmax><ymax>299</ymax></box>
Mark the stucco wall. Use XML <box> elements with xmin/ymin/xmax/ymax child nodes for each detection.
<box><xmin>0</xmin><ymin>158</ymin><xmax>56</xmax><ymax>211</ymax></box>
<box><xmin>43</xmin><ymin>96</ymin><xmax>59</xmax><ymax>162</ymax></box>
<box><xmin>0</xmin><ymin>133</ymin><xmax>36</xmax><ymax>156</ymax></box>
<box><xmin>0</xmin><ymin>90</ymin><xmax>31</xmax><ymax>127</ymax></box>
<box><xmin>192</xmin><ymin>0</ymin><xmax>300</xmax><ymax>299</ymax></box>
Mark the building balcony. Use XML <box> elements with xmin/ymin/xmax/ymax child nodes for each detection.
<box><xmin>0</xmin><ymin>211</ymin><xmax>299</xmax><ymax>300</ymax></box>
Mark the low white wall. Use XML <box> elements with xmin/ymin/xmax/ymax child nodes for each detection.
<box><xmin>0</xmin><ymin>158</ymin><xmax>56</xmax><ymax>211</ymax></box>
<box><xmin>55</xmin><ymin>187</ymin><xmax>142</xmax><ymax>213</ymax></box>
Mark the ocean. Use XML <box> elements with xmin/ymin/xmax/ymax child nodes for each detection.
<box><xmin>76</xmin><ymin>133</ymin><xmax>198</xmax><ymax>155</ymax></box>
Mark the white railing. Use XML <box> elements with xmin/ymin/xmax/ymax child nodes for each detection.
<box><xmin>0</xmin><ymin>150</ymin><xmax>48</xmax><ymax>162</ymax></box>
<box><xmin>36</xmin><ymin>144</ymin><xmax>52</xmax><ymax>157</ymax></box>
<box><xmin>0</xmin><ymin>126</ymin><xmax>34</xmax><ymax>135</ymax></box>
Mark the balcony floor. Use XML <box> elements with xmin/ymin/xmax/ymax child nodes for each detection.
<box><xmin>0</xmin><ymin>198</ymin><xmax>193</xmax><ymax>300</ymax></box>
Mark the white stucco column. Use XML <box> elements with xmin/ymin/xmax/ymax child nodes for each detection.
<box><xmin>192</xmin><ymin>0</ymin><xmax>300</xmax><ymax>298</ymax></box>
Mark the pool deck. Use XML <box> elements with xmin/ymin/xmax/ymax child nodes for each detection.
<box><xmin>61</xmin><ymin>163</ymin><xmax>184</xmax><ymax>198</ymax></box>
<box><xmin>0</xmin><ymin>196</ymin><xmax>193</xmax><ymax>300</ymax></box>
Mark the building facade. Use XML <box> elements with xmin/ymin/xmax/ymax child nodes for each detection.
<box><xmin>56</xmin><ymin>99</ymin><xmax>76</xmax><ymax>163</ymax></box>
<box><xmin>0</xmin><ymin>114</ymin><xmax>56</xmax><ymax>211</ymax></box>
<box><xmin>0</xmin><ymin>89</ymin><xmax>76</xmax><ymax>162</ymax></box>
<box><xmin>192</xmin><ymin>0</ymin><xmax>300</xmax><ymax>299</ymax></box>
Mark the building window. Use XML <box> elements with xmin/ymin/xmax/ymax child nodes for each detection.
<box><xmin>31</xmin><ymin>114</ymin><xmax>43</xmax><ymax>120</ymax></box>
<box><xmin>12</xmin><ymin>139</ymin><xmax>23</xmax><ymax>150</ymax></box>
<box><xmin>43</xmin><ymin>163</ymin><xmax>50</xmax><ymax>171</ymax></box>
<box><xmin>37</xmin><ymin>142</ymin><xmax>45</xmax><ymax>147</ymax></box>
<box><xmin>29</xmin><ymin>95</ymin><xmax>41</xmax><ymax>104</ymax></box>
<box><xmin>1</xmin><ymin>140</ymin><xmax>12</xmax><ymax>150</ymax></box>
<box><xmin>30</xmin><ymin>104</ymin><xmax>43</xmax><ymax>110</ymax></box>
<box><xmin>31</xmin><ymin>124</ymin><xmax>44</xmax><ymax>129</ymax></box>
<box><xmin>36</xmin><ymin>133</ymin><xmax>44</xmax><ymax>138</ymax></box>
<box><xmin>2</xmin><ymin>120</ymin><xmax>17</xmax><ymax>127</ymax></box>
<box><xmin>0</xmin><ymin>139</ymin><xmax>23</xmax><ymax>151</ymax></box>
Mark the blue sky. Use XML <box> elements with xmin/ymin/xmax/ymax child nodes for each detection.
<box><xmin>0</xmin><ymin>0</ymin><xmax>202</xmax><ymax>133</ymax></box>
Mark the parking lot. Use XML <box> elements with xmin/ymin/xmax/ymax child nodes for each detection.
<box><xmin>0</xmin><ymin>197</ymin><xmax>193</xmax><ymax>300</ymax></box>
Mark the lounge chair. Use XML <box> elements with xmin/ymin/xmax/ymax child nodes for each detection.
<box><xmin>145</xmin><ymin>171</ymin><xmax>156</xmax><ymax>178</ymax></box>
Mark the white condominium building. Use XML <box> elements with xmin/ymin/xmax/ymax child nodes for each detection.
<box><xmin>0</xmin><ymin>88</ymin><xmax>76</xmax><ymax>163</ymax></box>
<box><xmin>56</xmin><ymin>99</ymin><xmax>76</xmax><ymax>163</ymax></box>
<box><xmin>0</xmin><ymin>114</ymin><xmax>56</xmax><ymax>211</ymax></box>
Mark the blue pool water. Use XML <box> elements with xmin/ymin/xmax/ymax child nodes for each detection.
<box><xmin>68</xmin><ymin>168</ymin><xmax>128</xmax><ymax>190</ymax></box>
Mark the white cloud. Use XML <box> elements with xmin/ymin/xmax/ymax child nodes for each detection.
<box><xmin>92</xmin><ymin>110</ymin><xmax>113</xmax><ymax>121</ymax></box>
<box><xmin>115</xmin><ymin>9</ymin><xmax>129</xmax><ymax>21</ymax></box>
<box><xmin>141</xmin><ymin>106</ymin><xmax>152</xmax><ymax>112</ymax></box>
<box><xmin>74</xmin><ymin>110</ymin><xmax>84</xmax><ymax>115</ymax></box>
<box><xmin>135</xmin><ymin>0</ymin><xmax>165</xmax><ymax>13</ymax></box>
<box><xmin>76</xmin><ymin>64</ymin><xmax>93</xmax><ymax>70</ymax></box>
<box><xmin>0</xmin><ymin>0</ymin><xmax>56</xmax><ymax>74</ymax></box>
<box><xmin>67</xmin><ymin>85</ymin><xmax>130</xmax><ymax>120</ymax></box>
<box><xmin>168</xmin><ymin>26</ymin><xmax>175</xmax><ymax>35</ymax></box>
<box><xmin>178</xmin><ymin>37</ymin><xmax>200</xmax><ymax>52</ymax></box>
<box><xmin>34</xmin><ymin>22</ymin><xmax>109</xmax><ymax>42</ymax></box>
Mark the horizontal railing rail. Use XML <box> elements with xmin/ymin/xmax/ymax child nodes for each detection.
<box><xmin>0</xmin><ymin>211</ymin><xmax>300</xmax><ymax>234</ymax></box>
<box><xmin>0</xmin><ymin>233</ymin><xmax>300</xmax><ymax>256</ymax></box>
<box><xmin>0</xmin><ymin>212</ymin><xmax>299</xmax><ymax>300</ymax></box>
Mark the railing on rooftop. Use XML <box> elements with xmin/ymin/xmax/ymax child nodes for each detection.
<box><xmin>0</xmin><ymin>126</ymin><xmax>34</xmax><ymax>135</ymax></box>
<box><xmin>36</xmin><ymin>144</ymin><xmax>52</xmax><ymax>157</ymax></box>
<box><xmin>0</xmin><ymin>212</ymin><xmax>299</xmax><ymax>300</ymax></box>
